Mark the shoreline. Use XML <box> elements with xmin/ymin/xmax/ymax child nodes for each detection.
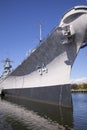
<box><xmin>71</xmin><ymin>89</ymin><xmax>87</xmax><ymax>93</ymax></box>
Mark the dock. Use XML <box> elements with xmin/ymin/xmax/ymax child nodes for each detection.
<box><xmin>71</xmin><ymin>89</ymin><xmax>87</xmax><ymax>93</ymax></box>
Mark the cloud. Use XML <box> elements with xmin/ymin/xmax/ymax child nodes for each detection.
<box><xmin>70</xmin><ymin>77</ymin><xmax>87</xmax><ymax>84</ymax></box>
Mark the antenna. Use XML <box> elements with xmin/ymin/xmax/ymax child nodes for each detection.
<box><xmin>1</xmin><ymin>58</ymin><xmax>13</xmax><ymax>77</ymax></box>
<box><xmin>40</xmin><ymin>23</ymin><xmax>42</xmax><ymax>43</ymax></box>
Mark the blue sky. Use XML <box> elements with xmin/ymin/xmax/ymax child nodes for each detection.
<box><xmin>0</xmin><ymin>0</ymin><xmax>87</xmax><ymax>80</ymax></box>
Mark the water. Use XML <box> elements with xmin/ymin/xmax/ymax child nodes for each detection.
<box><xmin>72</xmin><ymin>93</ymin><xmax>87</xmax><ymax>130</ymax></box>
<box><xmin>0</xmin><ymin>94</ymin><xmax>87</xmax><ymax>130</ymax></box>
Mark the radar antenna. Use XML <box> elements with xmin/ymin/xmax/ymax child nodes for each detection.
<box><xmin>1</xmin><ymin>58</ymin><xmax>13</xmax><ymax>78</ymax></box>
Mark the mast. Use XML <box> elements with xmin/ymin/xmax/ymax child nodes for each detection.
<box><xmin>1</xmin><ymin>58</ymin><xmax>12</xmax><ymax>78</ymax></box>
<box><xmin>40</xmin><ymin>23</ymin><xmax>42</xmax><ymax>43</ymax></box>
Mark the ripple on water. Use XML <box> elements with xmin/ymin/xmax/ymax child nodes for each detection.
<box><xmin>72</xmin><ymin>93</ymin><xmax>87</xmax><ymax>130</ymax></box>
<box><xmin>0</xmin><ymin>99</ymin><xmax>71</xmax><ymax>130</ymax></box>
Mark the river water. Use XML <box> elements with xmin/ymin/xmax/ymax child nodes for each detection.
<box><xmin>0</xmin><ymin>93</ymin><xmax>87</xmax><ymax>130</ymax></box>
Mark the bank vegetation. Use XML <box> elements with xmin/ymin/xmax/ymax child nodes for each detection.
<box><xmin>71</xmin><ymin>83</ymin><xmax>87</xmax><ymax>92</ymax></box>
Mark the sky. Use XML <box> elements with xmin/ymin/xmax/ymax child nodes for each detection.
<box><xmin>0</xmin><ymin>0</ymin><xmax>87</xmax><ymax>80</ymax></box>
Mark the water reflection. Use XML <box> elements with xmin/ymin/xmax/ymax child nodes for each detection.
<box><xmin>0</xmin><ymin>97</ymin><xmax>73</xmax><ymax>130</ymax></box>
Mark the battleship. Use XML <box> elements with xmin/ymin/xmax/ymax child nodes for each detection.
<box><xmin>0</xmin><ymin>5</ymin><xmax>87</xmax><ymax>107</ymax></box>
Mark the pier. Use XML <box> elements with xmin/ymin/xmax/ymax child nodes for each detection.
<box><xmin>71</xmin><ymin>89</ymin><xmax>87</xmax><ymax>93</ymax></box>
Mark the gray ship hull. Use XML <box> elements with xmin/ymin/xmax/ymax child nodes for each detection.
<box><xmin>1</xmin><ymin>6</ymin><xmax>87</xmax><ymax>107</ymax></box>
<box><xmin>3</xmin><ymin>84</ymin><xmax>72</xmax><ymax>107</ymax></box>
